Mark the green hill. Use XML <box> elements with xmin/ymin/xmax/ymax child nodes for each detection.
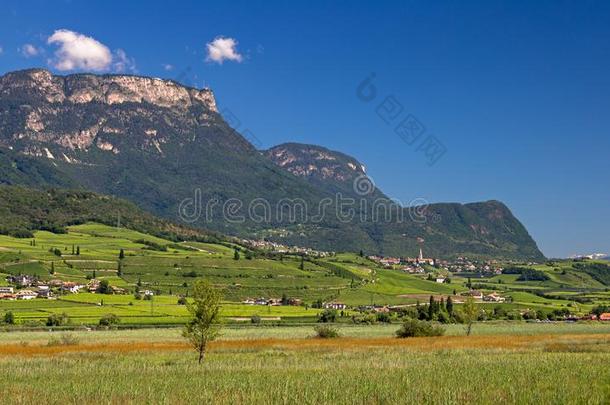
<box><xmin>0</xmin><ymin>185</ymin><xmax>218</xmax><ymax>242</ymax></box>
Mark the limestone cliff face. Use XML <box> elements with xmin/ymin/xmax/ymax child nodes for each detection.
<box><xmin>262</xmin><ymin>142</ymin><xmax>389</xmax><ymax>200</ymax></box>
<box><xmin>0</xmin><ymin>69</ymin><xmax>217</xmax><ymax>111</ymax></box>
<box><xmin>0</xmin><ymin>69</ymin><xmax>234</xmax><ymax>161</ymax></box>
<box><xmin>265</xmin><ymin>143</ymin><xmax>366</xmax><ymax>182</ymax></box>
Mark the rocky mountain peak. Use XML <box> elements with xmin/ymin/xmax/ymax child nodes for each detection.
<box><xmin>265</xmin><ymin>143</ymin><xmax>366</xmax><ymax>182</ymax></box>
<box><xmin>0</xmin><ymin>68</ymin><xmax>217</xmax><ymax>112</ymax></box>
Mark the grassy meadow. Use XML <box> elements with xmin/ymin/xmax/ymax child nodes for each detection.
<box><xmin>0</xmin><ymin>323</ymin><xmax>609</xmax><ymax>404</ymax></box>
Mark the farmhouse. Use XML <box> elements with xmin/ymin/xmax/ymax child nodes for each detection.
<box><xmin>323</xmin><ymin>302</ymin><xmax>347</xmax><ymax>310</ymax></box>
<box><xmin>378</xmin><ymin>257</ymin><xmax>401</xmax><ymax>267</ymax></box>
<box><xmin>0</xmin><ymin>286</ymin><xmax>14</xmax><ymax>294</ymax></box>
<box><xmin>402</xmin><ymin>266</ymin><xmax>423</xmax><ymax>273</ymax></box>
<box><xmin>62</xmin><ymin>282</ymin><xmax>84</xmax><ymax>294</ymax></box>
<box><xmin>16</xmin><ymin>290</ymin><xmax>37</xmax><ymax>300</ymax></box>
<box><xmin>435</xmin><ymin>277</ymin><xmax>446</xmax><ymax>283</ymax></box>
<box><xmin>483</xmin><ymin>293</ymin><xmax>506</xmax><ymax>303</ymax></box>
<box><xmin>600</xmin><ymin>313</ymin><xmax>610</xmax><ymax>321</ymax></box>
<box><xmin>462</xmin><ymin>290</ymin><xmax>483</xmax><ymax>300</ymax></box>
<box><xmin>267</xmin><ymin>298</ymin><xmax>282</xmax><ymax>306</ymax></box>
<box><xmin>88</xmin><ymin>280</ymin><xmax>100</xmax><ymax>292</ymax></box>
<box><xmin>47</xmin><ymin>279</ymin><xmax>64</xmax><ymax>287</ymax></box>
<box><xmin>37</xmin><ymin>286</ymin><xmax>52</xmax><ymax>298</ymax></box>
<box><xmin>112</xmin><ymin>286</ymin><xmax>127</xmax><ymax>294</ymax></box>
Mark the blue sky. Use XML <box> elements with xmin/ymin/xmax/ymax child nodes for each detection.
<box><xmin>0</xmin><ymin>0</ymin><xmax>608</xmax><ymax>258</ymax></box>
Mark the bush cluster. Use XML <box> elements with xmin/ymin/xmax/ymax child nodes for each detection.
<box><xmin>395</xmin><ymin>319</ymin><xmax>445</xmax><ymax>338</ymax></box>
<box><xmin>314</xmin><ymin>325</ymin><xmax>340</xmax><ymax>339</ymax></box>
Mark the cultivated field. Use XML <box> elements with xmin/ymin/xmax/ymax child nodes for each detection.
<box><xmin>2</xmin><ymin>222</ymin><xmax>607</xmax><ymax>327</ymax></box>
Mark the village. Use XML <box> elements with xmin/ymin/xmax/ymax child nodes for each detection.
<box><xmin>239</xmin><ymin>238</ymin><xmax>334</xmax><ymax>258</ymax></box>
<box><xmin>367</xmin><ymin>248</ymin><xmax>507</xmax><ymax>277</ymax></box>
<box><xmin>0</xmin><ymin>275</ymin><xmax>129</xmax><ymax>301</ymax></box>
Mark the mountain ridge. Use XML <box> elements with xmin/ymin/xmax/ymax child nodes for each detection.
<box><xmin>0</xmin><ymin>68</ymin><xmax>545</xmax><ymax>260</ymax></box>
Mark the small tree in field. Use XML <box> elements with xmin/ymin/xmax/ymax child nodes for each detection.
<box><xmin>3</xmin><ymin>311</ymin><xmax>15</xmax><ymax>325</ymax></box>
<box><xmin>446</xmin><ymin>296</ymin><xmax>454</xmax><ymax>315</ymax></box>
<box><xmin>462</xmin><ymin>297</ymin><xmax>478</xmax><ymax>336</ymax></box>
<box><xmin>183</xmin><ymin>280</ymin><xmax>222</xmax><ymax>364</ymax></box>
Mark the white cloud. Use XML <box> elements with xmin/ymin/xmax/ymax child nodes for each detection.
<box><xmin>206</xmin><ymin>36</ymin><xmax>243</xmax><ymax>64</ymax></box>
<box><xmin>0</xmin><ymin>45</ymin><xmax>3</xmax><ymax>55</ymax></box>
<box><xmin>113</xmin><ymin>48</ymin><xmax>137</xmax><ymax>73</ymax></box>
<box><xmin>47</xmin><ymin>29</ymin><xmax>112</xmax><ymax>71</ymax></box>
<box><xmin>162</xmin><ymin>63</ymin><xmax>174</xmax><ymax>71</ymax></box>
<box><xmin>21</xmin><ymin>43</ymin><xmax>41</xmax><ymax>58</ymax></box>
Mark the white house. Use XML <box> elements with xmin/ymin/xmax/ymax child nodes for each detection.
<box><xmin>37</xmin><ymin>286</ymin><xmax>52</xmax><ymax>299</ymax></box>
<box><xmin>62</xmin><ymin>282</ymin><xmax>84</xmax><ymax>294</ymax></box>
<box><xmin>483</xmin><ymin>293</ymin><xmax>506</xmax><ymax>303</ymax></box>
<box><xmin>323</xmin><ymin>302</ymin><xmax>347</xmax><ymax>310</ymax></box>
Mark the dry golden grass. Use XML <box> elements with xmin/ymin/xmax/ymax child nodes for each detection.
<box><xmin>2</xmin><ymin>333</ymin><xmax>609</xmax><ymax>357</ymax></box>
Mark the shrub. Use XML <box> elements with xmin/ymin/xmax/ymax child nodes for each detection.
<box><xmin>314</xmin><ymin>325</ymin><xmax>340</xmax><ymax>339</ymax></box>
<box><xmin>318</xmin><ymin>309</ymin><xmax>337</xmax><ymax>323</ymax></box>
<box><xmin>376</xmin><ymin>312</ymin><xmax>392</xmax><ymax>323</ymax></box>
<box><xmin>50</xmin><ymin>248</ymin><xmax>62</xmax><ymax>257</ymax></box>
<box><xmin>436</xmin><ymin>311</ymin><xmax>451</xmax><ymax>324</ymax></box>
<box><xmin>9</xmin><ymin>229</ymin><xmax>34</xmax><ymax>238</ymax></box>
<box><xmin>135</xmin><ymin>240</ymin><xmax>168</xmax><ymax>252</ymax></box>
<box><xmin>3</xmin><ymin>311</ymin><xmax>15</xmax><ymax>325</ymax></box>
<box><xmin>47</xmin><ymin>333</ymin><xmax>79</xmax><ymax>347</ymax></box>
<box><xmin>507</xmin><ymin>311</ymin><xmax>523</xmax><ymax>321</ymax></box>
<box><xmin>177</xmin><ymin>297</ymin><xmax>188</xmax><ymax>305</ymax></box>
<box><xmin>60</xmin><ymin>333</ymin><xmax>79</xmax><ymax>345</ymax></box>
<box><xmin>395</xmin><ymin>319</ymin><xmax>445</xmax><ymax>338</ymax></box>
<box><xmin>97</xmin><ymin>279</ymin><xmax>113</xmax><ymax>294</ymax></box>
<box><xmin>99</xmin><ymin>313</ymin><xmax>120</xmax><ymax>326</ymax></box>
<box><xmin>250</xmin><ymin>314</ymin><xmax>261</xmax><ymax>324</ymax></box>
<box><xmin>399</xmin><ymin>307</ymin><xmax>418</xmax><ymax>319</ymax></box>
<box><xmin>46</xmin><ymin>312</ymin><xmax>69</xmax><ymax>327</ymax></box>
<box><xmin>351</xmin><ymin>313</ymin><xmax>377</xmax><ymax>324</ymax></box>
<box><xmin>502</xmin><ymin>266</ymin><xmax>550</xmax><ymax>281</ymax></box>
